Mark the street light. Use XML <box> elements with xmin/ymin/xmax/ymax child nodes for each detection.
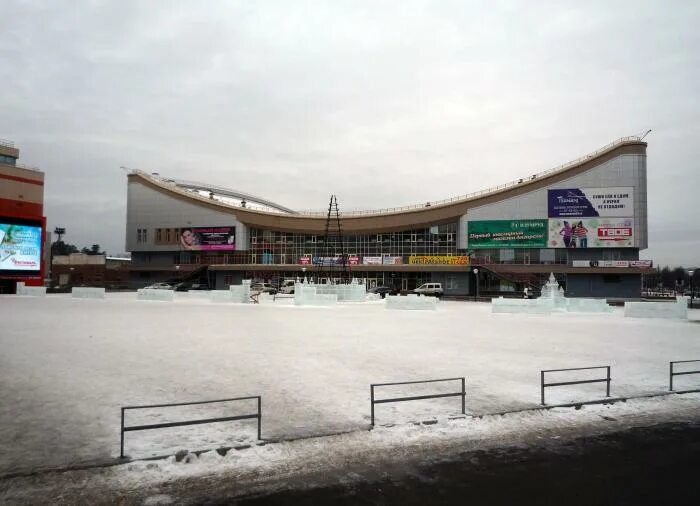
<box><xmin>473</xmin><ymin>268</ymin><xmax>479</xmax><ymax>301</ymax></box>
<box><xmin>689</xmin><ymin>269</ymin><xmax>695</xmax><ymax>309</ymax></box>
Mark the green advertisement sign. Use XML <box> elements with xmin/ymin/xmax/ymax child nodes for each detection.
<box><xmin>467</xmin><ymin>219</ymin><xmax>548</xmax><ymax>248</ymax></box>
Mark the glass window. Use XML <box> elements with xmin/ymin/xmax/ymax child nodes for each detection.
<box><xmin>540</xmin><ymin>249</ymin><xmax>555</xmax><ymax>264</ymax></box>
<box><xmin>500</xmin><ymin>249</ymin><xmax>515</xmax><ymax>263</ymax></box>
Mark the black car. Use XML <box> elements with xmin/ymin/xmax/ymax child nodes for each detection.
<box><xmin>174</xmin><ymin>282</ymin><xmax>209</xmax><ymax>292</ymax></box>
<box><xmin>368</xmin><ymin>286</ymin><xmax>397</xmax><ymax>298</ymax></box>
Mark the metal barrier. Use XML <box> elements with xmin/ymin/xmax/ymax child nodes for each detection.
<box><xmin>540</xmin><ymin>366</ymin><xmax>611</xmax><ymax>405</ymax></box>
<box><xmin>370</xmin><ymin>377</ymin><xmax>466</xmax><ymax>427</ymax></box>
<box><xmin>669</xmin><ymin>360</ymin><xmax>700</xmax><ymax>391</ymax></box>
<box><xmin>120</xmin><ymin>396</ymin><xmax>261</xmax><ymax>458</ymax></box>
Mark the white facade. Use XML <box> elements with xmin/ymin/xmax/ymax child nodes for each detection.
<box><xmin>126</xmin><ymin>181</ymin><xmax>248</xmax><ymax>252</ymax></box>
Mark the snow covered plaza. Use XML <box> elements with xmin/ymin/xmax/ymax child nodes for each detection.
<box><xmin>1</xmin><ymin>293</ymin><xmax>699</xmax><ymax>477</ymax></box>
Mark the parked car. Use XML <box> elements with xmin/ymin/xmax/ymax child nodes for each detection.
<box><xmin>174</xmin><ymin>282</ymin><xmax>209</xmax><ymax>292</ymax></box>
<box><xmin>368</xmin><ymin>286</ymin><xmax>397</xmax><ymax>298</ymax></box>
<box><xmin>413</xmin><ymin>283</ymin><xmax>443</xmax><ymax>297</ymax></box>
<box><xmin>279</xmin><ymin>279</ymin><xmax>297</xmax><ymax>294</ymax></box>
<box><xmin>144</xmin><ymin>282</ymin><xmax>173</xmax><ymax>290</ymax></box>
<box><xmin>251</xmin><ymin>282</ymin><xmax>277</xmax><ymax>295</ymax></box>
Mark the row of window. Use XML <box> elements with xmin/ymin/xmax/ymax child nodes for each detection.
<box><xmin>154</xmin><ymin>228</ymin><xmax>180</xmax><ymax>245</ymax></box>
<box><xmin>136</xmin><ymin>228</ymin><xmax>148</xmax><ymax>243</ymax></box>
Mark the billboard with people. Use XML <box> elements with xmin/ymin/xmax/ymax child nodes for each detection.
<box><xmin>180</xmin><ymin>226</ymin><xmax>236</xmax><ymax>251</ymax></box>
<box><xmin>547</xmin><ymin>218</ymin><xmax>634</xmax><ymax>248</ymax></box>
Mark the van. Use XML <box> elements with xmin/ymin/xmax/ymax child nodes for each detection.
<box><xmin>413</xmin><ymin>283</ymin><xmax>443</xmax><ymax>297</ymax></box>
<box><xmin>279</xmin><ymin>279</ymin><xmax>297</xmax><ymax>294</ymax></box>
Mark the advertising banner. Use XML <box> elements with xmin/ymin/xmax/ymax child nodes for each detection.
<box><xmin>548</xmin><ymin>187</ymin><xmax>633</xmax><ymax>218</ymax></box>
<box><xmin>312</xmin><ymin>256</ymin><xmax>359</xmax><ymax>266</ymax></box>
<box><xmin>180</xmin><ymin>227</ymin><xmax>235</xmax><ymax>251</ymax></box>
<box><xmin>630</xmin><ymin>260</ymin><xmax>653</xmax><ymax>268</ymax></box>
<box><xmin>298</xmin><ymin>256</ymin><xmax>311</xmax><ymax>265</ymax></box>
<box><xmin>548</xmin><ymin>218</ymin><xmax>634</xmax><ymax>248</ymax></box>
<box><xmin>362</xmin><ymin>256</ymin><xmax>382</xmax><ymax>265</ymax></box>
<box><xmin>572</xmin><ymin>260</ymin><xmax>591</xmax><ymax>267</ymax></box>
<box><xmin>467</xmin><ymin>220</ymin><xmax>548</xmax><ymax>248</ymax></box>
<box><xmin>408</xmin><ymin>256</ymin><xmax>470</xmax><ymax>265</ymax></box>
<box><xmin>0</xmin><ymin>222</ymin><xmax>43</xmax><ymax>273</ymax></box>
<box><xmin>382</xmin><ymin>256</ymin><xmax>403</xmax><ymax>265</ymax></box>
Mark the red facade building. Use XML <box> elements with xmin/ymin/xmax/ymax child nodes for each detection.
<box><xmin>0</xmin><ymin>140</ymin><xmax>46</xmax><ymax>293</ymax></box>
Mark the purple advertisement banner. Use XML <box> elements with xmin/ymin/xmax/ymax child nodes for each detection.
<box><xmin>548</xmin><ymin>187</ymin><xmax>633</xmax><ymax>218</ymax></box>
<box><xmin>180</xmin><ymin>227</ymin><xmax>236</xmax><ymax>251</ymax></box>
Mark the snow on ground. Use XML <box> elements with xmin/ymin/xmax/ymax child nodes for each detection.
<box><xmin>0</xmin><ymin>293</ymin><xmax>699</xmax><ymax>475</ymax></box>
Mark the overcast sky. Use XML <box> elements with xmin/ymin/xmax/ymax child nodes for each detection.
<box><xmin>2</xmin><ymin>1</ymin><xmax>698</xmax><ymax>266</ymax></box>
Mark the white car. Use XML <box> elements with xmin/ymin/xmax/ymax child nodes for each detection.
<box><xmin>279</xmin><ymin>279</ymin><xmax>297</xmax><ymax>294</ymax></box>
<box><xmin>144</xmin><ymin>282</ymin><xmax>173</xmax><ymax>290</ymax></box>
<box><xmin>413</xmin><ymin>283</ymin><xmax>443</xmax><ymax>297</ymax></box>
<box><xmin>251</xmin><ymin>283</ymin><xmax>277</xmax><ymax>294</ymax></box>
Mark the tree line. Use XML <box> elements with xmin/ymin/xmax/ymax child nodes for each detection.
<box><xmin>643</xmin><ymin>266</ymin><xmax>699</xmax><ymax>292</ymax></box>
<box><xmin>51</xmin><ymin>241</ymin><xmax>104</xmax><ymax>257</ymax></box>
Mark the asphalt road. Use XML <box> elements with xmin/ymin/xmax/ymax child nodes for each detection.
<box><xmin>220</xmin><ymin>422</ymin><xmax>700</xmax><ymax>506</ymax></box>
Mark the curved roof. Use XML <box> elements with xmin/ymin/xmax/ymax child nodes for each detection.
<box><xmin>128</xmin><ymin>136</ymin><xmax>646</xmax><ymax>234</ymax></box>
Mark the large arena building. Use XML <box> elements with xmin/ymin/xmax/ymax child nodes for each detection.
<box><xmin>126</xmin><ymin>136</ymin><xmax>652</xmax><ymax>298</ymax></box>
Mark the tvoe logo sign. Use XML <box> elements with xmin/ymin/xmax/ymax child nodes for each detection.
<box><xmin>598</xmin><ymin>227</ymin><xmax>632</xmax><ymax>239</ymax></box>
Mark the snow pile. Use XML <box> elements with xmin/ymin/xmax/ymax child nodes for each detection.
<box><xmin>71</xmin><ymin>287</ymin><xmax>106</xmax><ymax>299</ymax></box>
<box><xmin>15</xmin><ymin>282</ymin><xmax>46</xmax><ymax>297</ymax></box>
<box><xmin>137</xmin><ymin>289</ymin><xmax>174</xmax><ymax>302</ymax></box>
<box><xmin>625</xmin><ymin>296</ymin><xmax>688</xmax><ymax>320</ymax></box>
<box><xmin>386</xmin><ymin>294</ymin><xmax>438</xmax><ymax>310</ymax></box>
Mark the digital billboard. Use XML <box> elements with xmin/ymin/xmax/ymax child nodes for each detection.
<box><xmin>0</xmin><ymin>219</ymin><xmax>43</xmax><ymax>274</ymax></box>
<box><xmin>180</xmin><ymin>227</ymin><xmax>235</xmax><ymax>251</ymax></box>
<box><xmin>548</xmin><ymin>187</ymin><xmax>633</xmax><ymax>218</ymax></box>
<box><xmin>547</xmin><ymin>218</ymin><xmax>634</xmax><ymax>248</ymax></box>
<box><xmin>467</xmin><ymin>220</ymin><xmax>548</xmax><ymax>248</ymax></box>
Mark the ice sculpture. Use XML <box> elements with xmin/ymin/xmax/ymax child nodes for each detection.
<box><xmin>137</xmin><ymin>288</ymin><xmax>174</xmax><ymax>301</ymax></box>
<box><xmin>294</xmin><ymin>284</ymin><xmax>338</xmax><ymax>306</ymax></box>
<box><xmin>491</xmin><ymin>273</ymin><xmax>613</xmax><ymax>314</ymax></box>
<box><xmin>227</xmin><ymin>280</ymin><xmax>252</xmax><ymax>303</ymax></box>
<box><xmin>15</xmin><ymin>282</ymin><xmax>47</xmax><ymax>297</ymax></box>
<box><xmin>624</xmin><ymin>296</ymin><xmax>688</xmax><ymax>320</ymax></box>
<box><xmin>71</xmin><ymin>287</ymin><xmax>106</xmax><ymax>299</ymax></box>
<box><xmin>385</xmin><ymin>294</ymin><xmax>438</xmax><ymax>310</ymax></box>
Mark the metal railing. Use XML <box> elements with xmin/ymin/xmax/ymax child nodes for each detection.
<box><xmin>0</xmin><ymin>139</ymin><xmax>15</xmax><ymax>148</ymax></box>
<box><xmin>120</xmin><ymin>395</ymin><xmax>261</xmax><ymax>458</ymax></box>
<box><xmin>540</xmin><ymin>366</ymin><xmax>611</xmax><ymax>405</ymax></box>
<box><xmin>669</xmin><ymin>360</ymin><xmax>700</xmax><ymax>391</ymax></box>
<box><xmin>139</xmin><ymin>135</ymin><xmax>643</xmax><ymax>218</ymax></box>
<box><xmin>370</xmin><ymin>377</ymin><xmax>466</xmax><ymax>426</ymax></box>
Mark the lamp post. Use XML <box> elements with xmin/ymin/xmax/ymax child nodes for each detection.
<box><xmin>689</xmin><ymin>269</ymin><xmax>695</xmax><ymax>309</ymax></box>
<box><xmin>473</xmin><ymin>268</ymin><xmax>479</xmax><ymax>301</ymax></box>
<box><xmin>301</xmin><ymin>267</ymin><xmax>307</xmax><ymax>284</ymax></box>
